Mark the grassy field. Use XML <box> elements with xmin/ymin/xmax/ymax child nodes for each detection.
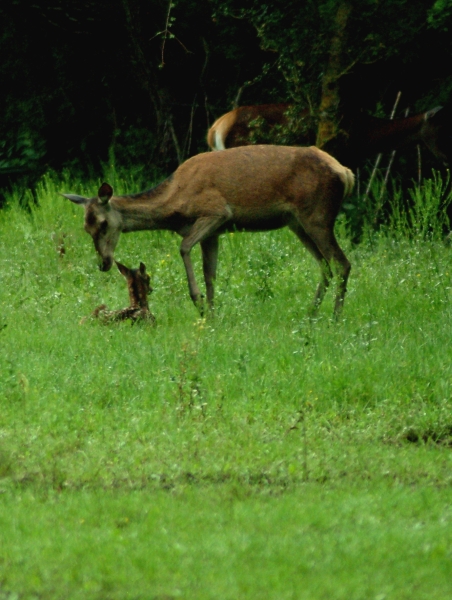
<box><xmin>1</xmin><ymin>172</ymin><xmax>452</xmax><ymax>599</ymax></box>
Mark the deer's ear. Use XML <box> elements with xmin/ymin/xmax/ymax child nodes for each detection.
<box><xmin>61</xmin><ymin>193</ymin><xmax>88</xmax><ymax>205</ymax></box>
<box><xmin>98</xmin><ymin>182</ymin><xmax>113</xmax><ymax>205</ymax></box>
<box><xmin>139</xmin><ymin>262</ymin><xmax>147</xmax><ymax>275</ymax></box>
<box><xmin>115</xmin><ymin>261</ymin><xmax>129</xmax><ymax>277</ymax></box>
<box><xmin>425</xmin><ymin>106</ymin><xmax>444</xmax><ymax>123</ymax></box>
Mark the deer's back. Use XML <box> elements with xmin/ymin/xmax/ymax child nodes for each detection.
<box><xmin>173</xmin><ymin>145</ymin><xmax>349</xmax><ymax>212</ymax></box>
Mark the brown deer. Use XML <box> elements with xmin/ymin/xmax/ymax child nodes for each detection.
<box><xmin>63</xmin><ymin>145</ymin><xmax>354</xmax><ymax>317</ymax></box>
<box><xmin>90</xmin><ymin>261</ymin><xmax>155</xmax><ymax>324</ymax></box>
<box><xmin>207</xmin><ymin>103</ymin><xmax>298</xmax><ymax>150</ymax></box>
<box><xmin>207</xmin><ymin>103</ymin><xmax>452</xmax><ymax>169</ymax></box>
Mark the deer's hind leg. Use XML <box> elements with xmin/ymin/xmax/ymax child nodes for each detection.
<box><xmin>200</xmin><ymin>235</ymin><xmax>219</xmax><ymax>309</ymax></box>
<box><xmin>289</xmin><ymin>222</ymin><xmax>334</xmax><ymax>313</ymax></box>
<box><xmin>296</xmin><ymin>219</ymin><xmax>350</xmax><ymax>317</ymax></box>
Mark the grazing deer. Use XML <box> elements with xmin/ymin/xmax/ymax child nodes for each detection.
<box><xmin>63</xmin><ymin>145</ymin><xmax>354</xmax><ymax>317</ymax></box>
<box><xmin>207</xmin><ymin>103</ymin><xmax>452</xmax><ymax>169</ymax></box>
<box><xmin>90</xmin><ymin>261</ymin><xmax>155</xmax><ymax>324</ymax></box>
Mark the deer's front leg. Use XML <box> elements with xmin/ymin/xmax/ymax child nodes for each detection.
<box><xmin>180</xmin><ymin>215</ymin><xmax>229</xmax><ymax>314</ymax></box>
<box><xmin>180</xmin><ymin>245</ymin><xmax>204</xmax><ymax>312</ymax></box>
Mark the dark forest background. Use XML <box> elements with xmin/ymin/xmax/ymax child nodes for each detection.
<box><xmin>1</xmin><ymin>0</ymin><xmax>452</xmax><ymax>201</ymax></box>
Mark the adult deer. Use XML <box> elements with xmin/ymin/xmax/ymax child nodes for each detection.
<box><xmin>63</xmin><ymin>145</ymin><xmax>354</xmax><ymax>317</ymax></box>
<box><xmin>207</xmin><ymin>103</ymin><xmax>452</xmax><ymax>169</ymax></box>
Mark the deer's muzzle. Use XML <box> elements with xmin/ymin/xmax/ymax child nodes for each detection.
<box><xmin>99</xmin><ymin>256</ymin><xmax>113</xmax><ymax>272</ymax></box>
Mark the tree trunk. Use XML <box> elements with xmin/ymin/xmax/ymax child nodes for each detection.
<box><xmin>316</xmin><ymin>2</ymin><xmax>352</xmax><ymax>152</ymax></box>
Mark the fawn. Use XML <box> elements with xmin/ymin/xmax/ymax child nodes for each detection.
<box><xmin>89</xmin><ymin>261</ymin><xmax>155</xmax><ymax>324</ymax></box>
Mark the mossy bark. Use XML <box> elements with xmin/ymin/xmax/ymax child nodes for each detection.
<box><xmin>316</xmin><ymin>2</ymin><xmax>352</xmax><ymax>152</ymax></box>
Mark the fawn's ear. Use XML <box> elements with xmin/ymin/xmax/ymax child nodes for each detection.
<box><xmin>115</xmin><ymin>261</ymin><xmax>130</xmax><ymax>278</ymax></box>
<box><xmin>139</xmin><ymin>262</ymin><xmax>147</xmax><ymax>275</ymax></box>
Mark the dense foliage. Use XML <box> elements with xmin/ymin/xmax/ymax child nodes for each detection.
<box><xmin>1</xmin><ymin>0</ymin><xmax>452</xmax><ymax>199</ymax></box>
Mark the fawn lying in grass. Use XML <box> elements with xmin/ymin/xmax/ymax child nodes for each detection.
<box><xmin>88</xmin><ymin>261</ymin><xmax>155</xmax><ymax>324</ymax></box>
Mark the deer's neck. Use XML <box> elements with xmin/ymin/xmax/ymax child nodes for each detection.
<box><xmin>129</xmin><ymin>297</ymin><xmax>149</xmax><ymax>310</ymax></box>
<box><xmin>112</xmin><ymin>177</ymin><xmax>175</xmax><ymax>233</ymax></box>
<box><xmin>362</xmin><ymin>113</ymin><xmax>426</xmax><ymax>153</ymax></box>
<box><xmin>127</xmin><ymin>283</ymin><xmax>149</xmax><ymax>310</ymax></box>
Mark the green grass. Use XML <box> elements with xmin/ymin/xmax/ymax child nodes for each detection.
<box><xmin>1</xmin><ymin>172</ymin><xmax>452</xmax><ymax>599</ymax></box>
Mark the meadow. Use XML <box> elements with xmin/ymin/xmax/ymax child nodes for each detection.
<box><xmin>1</xmin><ymin>170</ymin><xmax>452</xmax><ymax>599</ymax></box>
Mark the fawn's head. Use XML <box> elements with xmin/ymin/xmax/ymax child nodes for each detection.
<box><xmin>115</xmin><ymin>261</ymin><xmax>152</xmax><ymax>309</ymax></box>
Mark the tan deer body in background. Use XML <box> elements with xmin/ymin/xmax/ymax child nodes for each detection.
<box><xmin>207</xmin><ymin>104</ymin><xmax>296</xmax><ymax>151</ymax></box>
<box><xmin>207</xmin><ymin>103</ymin><xmax>451</xmax><ymax>169</ymax></box>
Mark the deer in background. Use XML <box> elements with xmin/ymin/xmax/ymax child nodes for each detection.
<box><xmin>63</xmin><ymin>144</ymin><xmax>354</xmax><ymax>318</ymax></box>
<box><xmin>207</xmin><ymin>103</ymin><xmax>452</xmax><ymax>169</ymax></box>
<box><xmin>207</xmin><ymin>104</ymin><xmax>302</xmax><ymax>151</ymax></box>
<box><xmin>89</xmin><ymin>261</ymin><xmax>155</xmax><ymax>324</ymax></box>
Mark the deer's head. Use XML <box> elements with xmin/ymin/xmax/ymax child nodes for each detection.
<box><xmin>62</xmin><ymin>183</ymin><xmax>122</xmax><ymax>271</ymax></box>
<box><xmin>423</xmin><ymin>105</ymin><xmax>452</xmax><ymax>167</ymax></box>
